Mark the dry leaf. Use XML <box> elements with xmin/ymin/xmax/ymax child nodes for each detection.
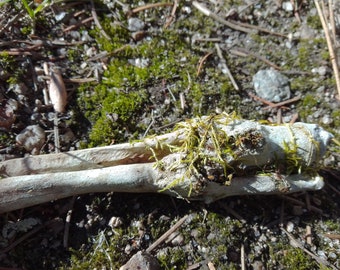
<box><xmin>49</xmin><ymin>68</ymin><xmax>67</xmax><ymax>113</ymax></box>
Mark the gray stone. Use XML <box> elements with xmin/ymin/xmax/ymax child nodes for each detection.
<box><xmin>120</xmin><ymin>251</ymin><xmax>160</xmax><ymax>270</ymax></box>
<box><xmin>128</xmin><ymin>18</ymin><xmax>145</xmax><ymax>32</ymax></box>
<box><xmin>253</xmin><ymin>69</ymin><xmax>291</xmax><ymax>102</ymax></box>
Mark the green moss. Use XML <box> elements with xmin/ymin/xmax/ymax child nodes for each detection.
<box><xmin>298</xmin><ymin>94</ymin><xmax>319</xmax><ymax>121</ymax></box>
<box><xmin>0</xmin><ymin>53</ymin><xmax>24</xmax><ymax>84</ymax></box>
<box><xmin>78</xmin><ymin>83</ymin><xmax>148</xmax><ymax>146</ymax></box>
<box><xmin>158</xmin><ymin>248</ymin><xmax>187</xmax><ymax>269</ymax></box>
<box><xmin>307</xmin><ymin>15</ymin><xmax>322</xmax><ymax>30</ymax></box>
<box><xmin>281</xmin><ymin>247</ymin><xmax>317</xmax><ymax>269</ymax></box>
<box><xmin>324</xmin><ymin>219</ymin><xmax>340</xmax><ymax>231</ymax></box>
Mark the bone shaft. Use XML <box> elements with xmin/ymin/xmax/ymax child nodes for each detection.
<box><xmin>0</xmin><ymin>163</ymin><xmax>157</xmax><ymax>213</ymax></box>
<box><xmin>0</xmin><ymin>131</ymin><xmax>182</xmax><ymax>177</ymax></box>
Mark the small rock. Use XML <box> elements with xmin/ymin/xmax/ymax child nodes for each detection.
<box><xmin>120</xmin><ymin>251</ymin><xmax>160</xmax><ymax>270</ymax></box>
<box><xmin>16</xmin><ymin>125</ymin><xmax>45</xmax><ymax>154</ymax></box>
<box><xmin>252</xmin><ymin>260</ymin><xmax>265</xmax><ymax>270</ymax></box>
<box><xmin>128</xmin><ymin>18</ymin><xmax>145</xmax><ymax>32</ymax></box>
<box><xmin>286</xmin><ymin>221</ymin><xmax>294</xmax><ymax>233</ymax></box>
<box><xmin>171</xmin><ymin>233</ymin><xmax>184</xmax><ymax>246</ymax></box>
<box><xmin>322</xmin><ymin>115</ymin><xmax>333</xmax><ymax>125</ymax></box>
<box><xmin>0</xmin><ymin>100</ymin><xmax>16</xmax><ymax>130</ymax></box>
<box><xmin>312</xmin><ymin>66</ymin><xmax>328</xmax><ymax>76</ymax></box>
<box><xmin>282</xmin><ymin>1</ymin><xmax>294</xmax><ymax>11</ymax></box>
<box><xmin>253</xmin><ymin>69</ymin><xmax>291</xmax><ymax>102</ymax></box>
<box><xmin>108</xmin><ymin>216</ymin><xmax>123</xmax><ymax>229</ymax></box>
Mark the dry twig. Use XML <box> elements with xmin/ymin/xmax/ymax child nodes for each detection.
<box><xmin>146</xmin><ymin>215</ymin><xmax>188</xmax><ymax>252</ymax></box>
<box><xmin>164</xmin><ymin>0</ymin><xmax>178</xmax><ymax>28</ymax></box>
<box><xmin>314</xmin><ymin>0</ymin><xmax>340</xmax><ymax>99</ymax></box>
<box><xmin>131</xmin><ymin>2</ymin><xmax>173</xmax><ymax>14</ymax></box>
<box><xmin>197</xmin><ymin>51</ymin><xmax>213</xmax><ymax>76</ymax></box>
<box><xmin>90</xmin><ymin>0</ymin><xmax>110</xmax><ymax>40</ymax></box>
<box><xmin>230</xmin><ymin>48</ymin><xmax>282</xmax><ymax>70</ymax></box>
<box><xmin>281</xmin><ymin>227</ymin><xmax>338</xmax><ymax>270</ymax></box>
<box><xmin>192</xmin><ymin>1</ymin><xmax>256</xmax><ymax>34</ymax></box>
<box><xmin>215</xmin><ymin>44</ymin><xmax>239</xmax><ymax>91</ymax></box>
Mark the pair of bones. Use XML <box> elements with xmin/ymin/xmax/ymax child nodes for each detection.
<box><xmin>0</xmin><ymin>113</ymin><xmax>333</xmax><ymax>213</ymax></box>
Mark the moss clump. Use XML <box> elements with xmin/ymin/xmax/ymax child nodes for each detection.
<box><xmin>158</xmin><ymin>248</ymin><xmax>187</xmax><ymax>269</ymax></box>
<box><xmin>307</xmin><ymin>15</ymin><xmax>322</xmax><ymax>30</ymax></box>
<box><xmin>298</xmin><ymin>94</ymin><xmax>319</xmax><ymax>121</ymax></box>
<box><xmin>78</xmin><ymin>83</ymin><xmax>147</xmax><ymax>146</ymax></box>
<box><xmin>281</xmin><ymin>248</ymin><xmax>317</xmax><ymax>269</ymax></box>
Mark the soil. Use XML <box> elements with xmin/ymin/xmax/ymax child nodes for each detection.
<box><xmin>0</xmin><ymin>0</ymin><xmax>339</xmax><ymax>269</ymax></box>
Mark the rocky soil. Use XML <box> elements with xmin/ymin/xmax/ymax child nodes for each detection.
<box><xmin>0</xmin><ymin>0</ymin><xmax>339</xmax><ymax>269</ymax></box>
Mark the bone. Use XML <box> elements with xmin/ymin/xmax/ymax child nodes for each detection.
<box><xmin>0</xmin><ymin>113</ymin><xmax>333</xmax><ymax>213</ymax></box>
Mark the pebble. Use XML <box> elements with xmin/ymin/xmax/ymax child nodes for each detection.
<box><xmin>282</xmin><ymin>1</ymin><xmax>294</xmax><ymax>12</ymax></box>
<box><xmin>128</xmin><ymin>18</ymin><xmax>145</xmax><ymax>32</ymax></box>
<box><xmin>312</xmin><ymin>66</ymin><xmax>328</xmax><ymax>76</ymax></box>
<box><xmin>286</xmin><ymin>221</ymin><xmax>294</xmax><ymax>233</ymax></box>
<box><xmin>253</xmin><ymin>69</ymin><xmax>291</xmax><ymax>102</ymax></box>
<box><xmin>120</xmin><ymin>251</ymin><xmax>160</xmax><ymax>270</ymax></box>
<box><xmin>322</xmin><ymin>114</ymin><xmax>333</xmax><ymax>125</ymax></box>
<box><xmin>252</xmin><ymin>260</ymin><xmax>265</xmax><ymax>270</ymax></box>
<box><xmin>108</xmin><ymin>216</ymin><xmax>123</xmax><ymax>229</ymax></box>
<box><xmin>16</xmin><ymin>125</ymin><xmax>45</xmax><ymax>154</ymax></box>
<box><xmin>171</xmin><ymin>233</ymin><xmax>184</xmax><ymax>246</ymax></box>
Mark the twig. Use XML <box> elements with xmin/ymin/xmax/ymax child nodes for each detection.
<box><xmin>164</xmin><ymin>0</ymin><xmax>178</xmax><ymax>28</ymax></box>
<box><xmin>248</xmin><ymin>92</ymin><xmax>300</xmax><ymax>110</ymax></box>
<box><xmin>218</xmin><ymin>202</ymin><xmax>246</xmax><ymax>224</ymax></box>
<box><xmin>326</xmin><ymin>182</ymin><xmax>340</xmax><ymax>198</ymax></box>
<box><xmin>328</xmin><ymin>0</ymin><xmax>336</xmax><ymax>44</ymax></box>
<box><xmin>265</xmin><ymin>96</ymin><xmax>301</xmax><ymax>109</ymax></box>
<box><xmin>197</xmin><ymin>51</ymin><xmax>213</xmax><ymax>76</ymax></box>
<box><xmin>280</xmin><ymin>195</ymin><xmax>323</xmax><ymax>214</ymax></box>
<box><xmin>131</xmin><ymin>2</ymin><xmax>173</xmax><ymax>14</ymax></box>
<box><xmin>194</xmin><ymin>38</ymin><xmax>222</xmax><ymax>43</ymax></box>
<box><xmin>207</xmin><ymin>262</ymin><xmax>216</xmax><ymax>270</ymax></box>
<box><xmin>230</xmin><ymin>48</ymin><xmax>282</xmax><ymax>70</ymax></box>
<box><xmin>277</xmin><ymin>107</ymin><xmax>282</xmax><ymax>124</ymax></box>
<box><xmin>187</xmin><ymin>261</ymin><xmax>207</xmax><ymax>270</ymax></box>
<box><xmin>314</xmin><ymin>0</ymin><xmax>340</xmax><ymax>99</ymax></box>
<box><xmin>54</xmin><ymin>115</ymin><xmax>60</xmax><ymax>153</ymax></box>
<box><xmin>289</xmin><ymin>113</ymin><xmax>299</xmax><ymax>124</ymax></box>
<box><xmin>63</xmin><ymin>17</ymin><xmax>94</xmax><ymax>32</ymax></box>
<box><xmin>291</xmin><ymin>0</ymin><xmax>302</xmax><ymax>24</ymax></box>
<box><xmin>142</xmin><ymin>110</ymin><xmax>155</xmax><ymax>138</ymax></box>
<box><xmin>323</xmin><ymin>233</ymin><xmax>340</xmax><ymax>240</ymax></box>
<box><xmin>0</xmin><ymin>8</ymin><xmax>23</xmax><ymax>35</ymax></box>
<box><xmin>229</xmin><ymin>19</ymin><xmax>287</xmax><ymax>38</ymax></box>
<box><xmin>248</xmin><ymin>92</ymin><xmax>279</xmax><ymax>108</ymax></box>
<box><xmin>241</xmin><ymin>244</ymin><xmax>246</xmax><ymax>270</ymax></box>
<box><xmin>215</xmin><ymin>44</ymin><xmax>239</xmax><ymax>91</ymax></box>
<box><xmin>146</xmin><ymin>214</ymin><xmax>188</xmax><ymax>253</ymax></box>
<box><xmin>306</xmin><ymin>225</ymin><xmax>312</xmax><ymax>245</ymax></box>
<box><xmin>192</xmin><ymin>1</ymin><xmax>256</xmax><ymax>34</ymax></box>
<box><xmin>90</xmin><ymin>0</ymin><xmax>110</xmax><ymax>40</ymax></box>
<box><xmin>63</xmin><ymin>196</ymin><xmax>76</xmax><ymax>248</ymax></box>
<box><xmin>0</xmin><ymin>220</ymin><xmax>57</xmax><ymax>254</ymax></box>
<box><xmin>281</xmin><ymin>227</ymin><xmax>338</xmax><ymax>270</ymax></box>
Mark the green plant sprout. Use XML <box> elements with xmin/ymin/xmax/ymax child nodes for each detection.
<box><xmin>20</xmin><ymin>0</ymin><xmax>51</xmax><ymax>33</ymax></box>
